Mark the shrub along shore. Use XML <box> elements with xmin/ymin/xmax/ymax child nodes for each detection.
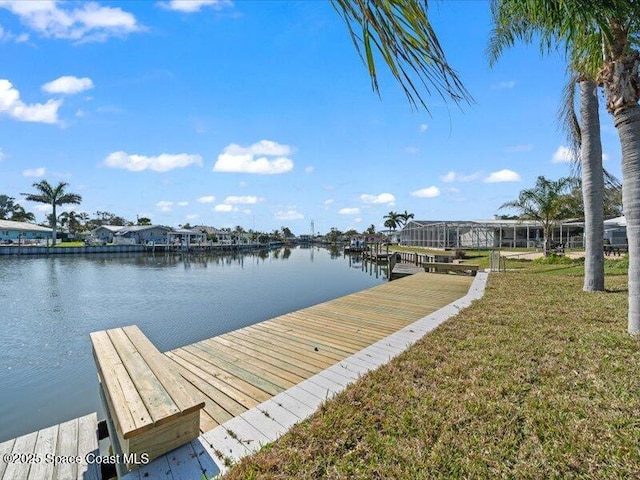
<box><xmin>223</xmin><ymin>253</ymin><xmax>639</xmax><ymax>478</ymax></box>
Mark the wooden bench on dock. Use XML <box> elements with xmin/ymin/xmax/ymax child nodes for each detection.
<box><xmin>423</xmin><ymin>262</ymin><xmax>479</xmax><ymax>276</ymax></box>
<box><xmin>90</xmin><ymin>325</ymin><xmax>205</xmax><ymax>471</ymax></box>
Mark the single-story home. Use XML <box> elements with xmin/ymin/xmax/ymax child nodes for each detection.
<box><xmin>113</xmin><ymin>225</ymin><xmax>172</xmax><ymax>245</ymax></box>
<box><xmin>167</xmin><ymin>228</ymin><xmax>207</xmax><ymax>246</ymax></box>
<box><xmin>91</xmin><ymin>225</ymin><xmax>126</xmax><ymax>243</ymax></box>
<box><xmin>0</xmin><ymin>219</ymin><xmax>53</xmax><ymax>244</ymax></box>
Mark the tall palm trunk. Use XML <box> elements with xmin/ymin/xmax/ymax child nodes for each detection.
<box><xmin>580</xmin><ymin>80</ymin><xmax>605</xmax><ymax>291</ymax></box>
<box><xmin>51</xmin><ymin>204</ymin><xmax>57</xmax><ymax>246</ymax></box>
<box><xmin>616</xmin><ymin>104</ymin><xmax>640</xmax><ymax>334</ymax></box>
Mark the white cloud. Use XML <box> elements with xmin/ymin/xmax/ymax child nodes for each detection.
<box><xmin>492</xmin><ymin>80</ymin><xmax>516</xmax><ymax>89</ymax></box>
<box><xmin>504</xmin><ymin>144</ymin><xmax>533</xmax><ymax>153</ymax></box>
<box><xmin>484</xmin><ymin>169</ymin><xmax>521</xmax><ymax>183</ymax></box>
<box><xmin>33</xmin><ymin>204</ymin><xmax>52</xmax><ymax>213</ymax></box>
<box><xmin>360</xmin><ymin>193</ymin><xmax>395</xmax><ymax>205</ymax></box>
<box><xmin>304</xmin><ymin>166</ymin><xmax>314</xmax><ymax>173</ymax></box>
<box><xmin>158</xmin><ymin>0</ymin><xmax>232</xmax><ymax>13</ymax></box>
<box><xmin>338</xmin><ymin>207</ymin><xmax>360</xmax><ymax>215</ymax></box>
<box><xmin>0</xmin><ymin>1</ymin><xmax>142</xmax><ymax>42</ymax></box>
<box><xmin>0</xmin><ymin>24</ymin><xmax>29</xmax><ymax>43</ymax></box>
<box><xmin>275</xmin><ymin>209</ymin><xmax>304</xmax><ymax>221</ymax></box>
<box><xmin>440</xmin><ymin>170</ymin><xmax>480</xmax><ymax>183</ymax></box>
<box><xmin>197</xmin><ymin>195</ymin><xmax>216</xmax><ymax>203</ymax></box>
<box><xmin>224</xmin><ymin>195</ymin><xmax>263</xmax><ymax>205</ymax></box>
<box><xmin>419</xmin><ymin>123</ymin><xmax>428</xmax><ymax>133</ymax></box>
<box><xmin>551</xmin><ymin>146</ymin><xmax>574</xmax><ymax>163</ymax></box>
<box><xmin>186</xmin><ymin>214</ymin><xmax>199</xmax><ymax>220</ymax></box>
<box><xmin>411</xmin><ymin>186</ymin><xmax>441</xmax><ymax>198</ymax></box>
<box><xmin>213</xmin><ymin>140</ymin><xmax>294</xmax><ymax>174</ymax></box>
<box><xmin>156</xmin><ymin>200</ymin><xmax>173</xmax><ymax>212</ymax></box>
<box><xmin>176</xmin><ymin>201</ymin><xmax>189</xmax><ymax>207</ymax></box>
<box><xmin>104</xmin><ymin>151</ymin><xmax>203</xmax><ymax>172</ymax></box>
<box><xmin>42</xmin><ymin>76</ymin><xmax>94</xmax><ymax>95</ymax></box>
<box><xmin>23</xmin><ymin>167</ymin><xmax>46</xmax><ymax>177</ymax></box>
<box><xmin>323</xmin><ymin>199</ymin><xmax>334</xmax><ymax>205</ymax></box>
<box><xmin>0</xmin><ymin>79</ymin><xmax>61</xmax><ymax>124</ymax></box>
<box><xmin>214</xmin><ymin>204</ymin><xmax>236</xmax><ymax>212</ymax></box>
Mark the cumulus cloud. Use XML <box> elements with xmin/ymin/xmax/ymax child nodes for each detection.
<box><xmin>0</xmin><ymin>24</ymin><xmax>29</xmax><ymax>43</ymax></box>
<box><xmin>360</xmin><ymin>193</ymin><xmax>395</xmax><ymax>205</ymax></box>
<box><xmin>0</xmin><ymin>79</ymin><xmax>61</xmax><ymax>124</ymax></box>
<box><xmin>551</xmin><ymin>146</ymin><xmax>574</xmax><ymax>163</ymax></box>
<box><xmin>23</xmin><ymin>167</ymin><xmax>46</xmax><ymax>177</ymax></box>
<box><xmin>0</xmin><ymin>1</ymin><xmax>142</xmax><ymax>42</ymax></box>
<box><xmin>156</xmin><ymin>200</ymin><xmax>173</xmax><ymax>212</ymax></box>
<box><xmin>411</xmin><ymin>186</ymin><xmax>441</xmax><ymax>198</ymax></box>
<box><xmin>213</xmin><ymin>139</ymin><xmax>294</xmax><ymax>174</ymax></box>
<box><xmin>104</xmin><ymin>151</ymin><xmax>203</xmax><ymax>172</ymax></box>
<box><xmin>484</xmin><ymin>169</ymin><xmax>521</xmax><ymax>183</ymax></box>
<box><xmin>197</xmin><ymin>195</ymin><xmax>216</xmax><ymax>203</ymax></box>
<box><xmin>158</xmin><ymin>0</ymin><xmax>232</xmax><ymax>13</ymax></box>
<box><xmin>214</xmin><ymin>204</ymin><xmax>236</xmax><ymax>212</ymax></box>
<box><xmin>177</xmin><ymin>201</ymin><xmax>189</xmax><ymax>207</ymax></box>
<box><xmin>42</xmin><ymin>76</ymin><xmax>94</xmax><ymax>95</ymax></box>
<box><xmin>440</xmin><ymin>170</ymin><xmax>480</xmax><ymax>183</ymax></box>
<box><xmin>224</xmin><ymin>195</ymin><xmax>263</xmax><ymax>205</ymax></box>
<box><xmin>275</xmin><ymin>209</ymin><xmax>304</xmax><ymax>221</ymax></box>
<box><xmin>339</xmin><ymin>207</ymin><xmax>360</xmax><ymax>215</ymax></box>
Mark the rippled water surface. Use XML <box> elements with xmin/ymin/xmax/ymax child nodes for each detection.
<box><xmin>0</xmin><ymin>247</ymin><xmax>386</xmax><ymax>441</ymax></box>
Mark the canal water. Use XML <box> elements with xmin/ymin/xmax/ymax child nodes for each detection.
<box><xmin>0</xmin><ymin>246</ymin><xmax>386</xmax><ymax>442</ymax></box>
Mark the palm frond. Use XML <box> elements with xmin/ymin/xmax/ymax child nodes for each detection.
<box><xmin>331</xmin><ymin>0</ymin><xmax>473</xmax><ymax>112</ymax></box>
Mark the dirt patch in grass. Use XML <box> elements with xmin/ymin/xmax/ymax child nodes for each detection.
<box><xmin>223</xmin><ymin>272</ymin><xmax>640</xmax><ymax>479</ymax></box>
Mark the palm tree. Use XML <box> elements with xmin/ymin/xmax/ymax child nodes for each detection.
<box><xmin>399</xmin><ymin>210</ymin><xmax>415</xmax><ymax>227</ymax></box>
<box><xmin>488</xmin><ymin>2</ymin><xmax>608</xmax><ymax>292</ymax></box>
<box><xmin>383</xmin><ymin>211</ymin><xmax>401</xmax><ymax>231</ymax></box>
<box><xmin>331</xmin><ymin>0</ymin><xmax>472</xmax><ymax>111</ymax></box>
<box><xmin>488</xmin><ymin>0</ymin><xmax>640</xmax><ymax>333</ymax></box>
<box><xmin>501</xmin><ymin>176</ymin><xmax>574</xmax><ymax>256</ymax></box>
<box><xmin>0</xmin><ymin>195</ymin><xmax>35</xmax><ymax>222</ymax></box>
<box><xmin>59</xmin><ymin>211</ymin><xmax>84</xmax><ymax>237</ymax></box>
<box><xmin>22</xmin><ymin>181</ymin><xmax>82</xmax><ymax>246</ymax></box>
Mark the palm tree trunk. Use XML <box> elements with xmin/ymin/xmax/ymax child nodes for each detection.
<box><xmin>51</xmin><ymin>204</ymin><xmax>57</xmax><ymax>247</ymax></box>
<box><xmin>616</xmin><ymin>104</ymin><xmax>640</xmax><ymax>335</ymax></box>
<box><xmin>580</xmin><ymin>80</ymin><xmax>605</xmax><ymax>291</ymax></box>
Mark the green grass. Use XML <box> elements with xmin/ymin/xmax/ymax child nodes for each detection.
<box><xmin>53</xmin><ymin>241</ymin><xmax>85</xmax><ymax>247</ymax></box>
<box><xmin>223</xmin><ymin>262</ymin><xmax>639</xmax><ymax>479</ymax></box>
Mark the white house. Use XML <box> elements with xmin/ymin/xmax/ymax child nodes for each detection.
<box><xmin>114</xmin><ymin>225</ymin><xmax>172</xmax><ymax>245</ymax></box>
<box><xmin>0</xmin><ymin>219</ymin><xmax>53</xmax><ymax>244</ymax></box>
<box><xmin>90</xmin><ymin>225</ymin><xmax>125</xmax><ymax>243</ymax></box>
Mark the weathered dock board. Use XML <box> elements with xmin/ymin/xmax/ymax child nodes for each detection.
<box><xmin>165</xmin><ymin>272</ymin><xmax>472</xmax><ymax>434</ymax></box>
<box><xmin>0</xmin><ymin>413</ymin><xmax>100</xmax><ymax>480</ymax></box>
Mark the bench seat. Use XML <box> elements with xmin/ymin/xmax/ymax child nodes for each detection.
<box><xmin>423</xmin><ymin>262</ymin><xmax>479</xmax><ymax>276</ymax></box>
<box><xmin>90</xmin><ymin>325</ymin><xmax>204</xmax><ymax>470</ymax></box>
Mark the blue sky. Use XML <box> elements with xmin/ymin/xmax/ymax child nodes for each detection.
<box><xmin>0</xmin><ymin>0</ymin><xmax>623</xmax><ymax>235</ymax></box>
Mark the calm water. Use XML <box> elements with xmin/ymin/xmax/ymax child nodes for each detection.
<box><xmin>0</xmin><ymin>246</ymin><xmax>386</xmax><ymax>442</ymax></box>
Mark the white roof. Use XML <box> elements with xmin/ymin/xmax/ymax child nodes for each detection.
<box><xmin>0</xmin><ymin>219</ymin><xmax>52</xmax><ymax>233</ymax></box>
<box><xmin>604</xmin><ymin>216</ymin><xmax>626</xmax><ymax>227</ymax></box>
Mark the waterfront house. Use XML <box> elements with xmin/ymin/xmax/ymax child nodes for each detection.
<box><xmin>192</xmin><ymin>225</ymin><xmax>234</xmax><ymax>245</ymax></box>
<box><xmin>0</xmin><ymin>219</ymin><xmax>53</xmax><ymax>245</ymax></box>
<box><xmin>400</xmin><ymin>219</ymin><xmax>586</xmax><ymax>249</ymax></box>
<box><xmin>90</xmin><ymin>225</ymin><xmax>125</xmax><ymax>244</ymax></box>
<box><xmin>114</xmin><ymin>225</ymin><xmax>172</xmax><ymax>245</ymax></box>
<box><xmin>167</xmin><ymin>228</ymin><xmax>207</xmax><ymax>247</ymax></box>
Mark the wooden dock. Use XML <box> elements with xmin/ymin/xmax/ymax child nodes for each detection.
<box><xmin>0</xmin><ymin>413</ymin><xmax>100</xmax><ymax>480</ymax></box>
<box><xmin>163</xmin><ymin>272</ymin><xmax>472</xmax><ymax>434</ymax></box>
<box><xmin>1</xmin><ymin>272</ymin><xmax>475</xmax><ymax>480</ymax></box>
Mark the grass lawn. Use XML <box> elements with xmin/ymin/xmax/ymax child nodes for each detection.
<box><xmin>223</xmin><ymin>258</ymin><xmax>640</xmax><ymax>478</ymax></box>
<box><xmin>53</xmin><ymin>241</ymin><xmax>85</xmax><ymax>247</ymax></box>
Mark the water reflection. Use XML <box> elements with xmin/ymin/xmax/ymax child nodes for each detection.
<box><xmin>0</xmin><ymin>247</ymin><xmax>385</xmax><ymax>442</ymax></box>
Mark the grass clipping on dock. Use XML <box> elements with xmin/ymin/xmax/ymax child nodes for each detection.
<box><xmin>224</xmin><ymin>266</ymin><xmax>640</xmax><ymax>478</ymax></box>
